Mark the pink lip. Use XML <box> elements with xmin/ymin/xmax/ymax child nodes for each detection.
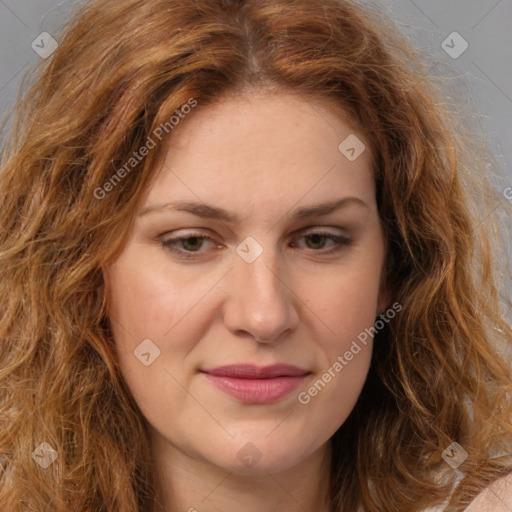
<box><xmin>200</xmin><ymin>364</ymin><xmax>310</xmax><ymax>404</ymax></box>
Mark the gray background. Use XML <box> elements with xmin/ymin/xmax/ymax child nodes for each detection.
<box><xmin>0</xmin><ymin>0</ymin><xmax>511</xmax><ymax>326</ymax></box>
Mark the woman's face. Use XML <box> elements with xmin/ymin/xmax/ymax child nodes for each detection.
<box><xmin>103</xmin><ymin>92</ymin><xmax>388</xmax><ymax>475</ymax></box>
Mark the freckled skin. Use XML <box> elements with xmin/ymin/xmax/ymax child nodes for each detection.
<box><xmin>103</xmin><ymin>92</ymin><xmax>389</xmax><ymax>512</ymax></box>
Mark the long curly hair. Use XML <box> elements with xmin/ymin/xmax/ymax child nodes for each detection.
<box><xmin>1</xmin><ymin>0</ymin><xmax>511</xmax><ymax>510</ymax></box>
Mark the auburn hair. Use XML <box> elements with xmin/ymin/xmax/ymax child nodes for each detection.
<box><xmin>1</xmin><ymin>0</ymin><xmax>511</xmax><ymax>510</ymax></box>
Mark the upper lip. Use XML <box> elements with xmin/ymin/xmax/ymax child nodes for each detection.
<box><xmin>200</xmin><ymin>364</ymin><xmax>310</xmax><ymax>379</ymax></box>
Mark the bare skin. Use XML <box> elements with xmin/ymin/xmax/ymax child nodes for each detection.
<box><xmin>103</xmin><ymin>91</ymin><xmax>389</xmax><ymax>512</ymax></box>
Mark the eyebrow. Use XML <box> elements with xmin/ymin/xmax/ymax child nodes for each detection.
<box><xmin>137</xmin><ymin>197</ymin><xmax>368</xmax><ymax>223</ymax></box>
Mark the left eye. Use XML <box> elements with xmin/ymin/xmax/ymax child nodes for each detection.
<box><xmin>160</xmin><ymin>230</ymin><xmax>350</xmax><ymax>259</ymax></box>
<box><xmin>290</xmin><ymin>231</ymin><xmax>350</xmax><ymax>251</ymax></box>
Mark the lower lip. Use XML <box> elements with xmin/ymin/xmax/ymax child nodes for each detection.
<box><xmin>202</xmin><ymin>373</ymin><xmax>307</xmax><ymax>404</ymax></box>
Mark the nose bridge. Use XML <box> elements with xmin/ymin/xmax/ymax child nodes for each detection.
<box><xmin>223</xmin><ymin>236</ymin><xmax>298</xmax><ymax>342</ymax></box>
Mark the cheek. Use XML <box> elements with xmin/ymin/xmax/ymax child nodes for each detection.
<box><xmin>295</xmin><ymin>268</ymin><xmax>379</xmax><ymax>437</ymax></box>
<box><xmin>104</xmin><ymin>250</ymin><xmax>227</xmax><ymax>390</ymax></box>
<box><xmin>105</xmin><ymin>250</ymin><xmax>209</xmax><ymax>340</ymax></box>
<box><xmin>295</xmin><ymin>248</ymin><xmax>383</xmax><ymax>420</ymax></box>
<box><xmin>103</xmin><ymin>255</ymin><xmax>207</xmax><ymax>421</ymax></box>
<box><xmin>307</xmin><ymin>260</ymin><xmax>383</xmax><ymax>351</ymax></box>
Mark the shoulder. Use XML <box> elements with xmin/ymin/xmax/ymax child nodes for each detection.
<box><xmin>464</xmin><ymin>472</ymin><xmax>512</xmax><ymax>511</ymax></box>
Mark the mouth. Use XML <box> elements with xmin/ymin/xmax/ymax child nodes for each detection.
<box><xmin>200</xmin><ymin>364</ymin><xmax>311</xmax><ymax>404</ymax></box>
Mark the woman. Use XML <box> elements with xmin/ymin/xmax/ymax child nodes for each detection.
<box><xmin>1</xmin><ymin>0</ymin><xmax>511</xmax><ymax>511</ymax></box>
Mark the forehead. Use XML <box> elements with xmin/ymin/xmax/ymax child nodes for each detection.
<box><xmin>142</xmin><ymin>92</ymin><xmax>375</xmax><ymax>215</ymax></box>
<box><xmin>166</xmin><ymin>91</ymin><xmax>362</xmax><ymax>155</ymax></box>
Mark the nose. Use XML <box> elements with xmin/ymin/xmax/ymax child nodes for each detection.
<box><xmin>222</xmin><ymin>242</ymin><xmax>300</xmax><ymax>344</ymax></box>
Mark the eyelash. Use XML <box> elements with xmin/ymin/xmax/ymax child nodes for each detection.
<box><xmin>160</xmin><ymin>230</ymin><xmax>351</xmax><ymax>259</ymax></box>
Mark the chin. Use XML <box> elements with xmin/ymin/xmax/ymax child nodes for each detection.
<box><xmin>203</xmin><ymin>432</ymin><xmax>324</xmax><ymax>476</ymax></box>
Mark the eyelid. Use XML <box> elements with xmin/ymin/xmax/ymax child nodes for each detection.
<box><xmin>159</xmin><ymin>226</ymin><xmax>349</xmax><ymax>244</ymax></box>
<box><xmin>299</xmin><ymin>226</ymin><xmax>348</xmax><ymax>236</ymax></box>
